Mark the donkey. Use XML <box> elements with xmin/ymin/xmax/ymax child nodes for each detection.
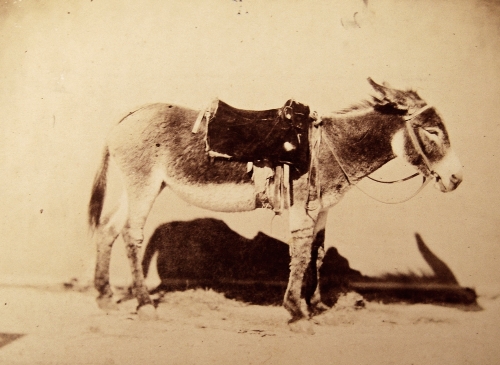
<box><xmin>88</xmin><ymin>78</ymin><xmax>462</xmax><ymax>332</ymax></box>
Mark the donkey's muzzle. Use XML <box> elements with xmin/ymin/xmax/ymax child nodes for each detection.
<box><xmin>435</xmin><ymin>170</ymin><xmax>463</xmax><ymax>192</ymax></box>
<box><xmin>432</xmin><ymin>148</ymin><xmax>463</xmax><ymax>193</ymax></box>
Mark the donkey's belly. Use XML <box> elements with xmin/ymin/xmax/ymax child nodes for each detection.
<box><xmin>167</xmin><ymin>180</ymin><xmax>256</xmax><ymax>212</ymax></box>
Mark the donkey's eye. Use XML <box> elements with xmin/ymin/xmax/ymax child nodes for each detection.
<box><xmin>424</xmin><ymin>128</ymin><xmax>440</xmax><ymax>136</ymax></box>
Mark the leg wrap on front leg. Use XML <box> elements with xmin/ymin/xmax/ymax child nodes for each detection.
<box><xmin>284</xmin><ymin>226</ymin><xmax>315</xmax><ymax>321</ymax></box>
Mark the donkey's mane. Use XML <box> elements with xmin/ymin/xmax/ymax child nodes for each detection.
<box><xmin>334</xmin><ymin>88</ymin><xmax>422</xmax><ymax>116</ymax></box>
<box><xmin>335</xmin><ymin>99</ymin><xmax>375</xmax><ymax>115</ymax></box>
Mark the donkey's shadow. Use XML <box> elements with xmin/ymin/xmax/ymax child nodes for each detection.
<box><xmin>140</xmin><ymin>218</ymin><xmax>478</xmax><ymax>309</ymax></box>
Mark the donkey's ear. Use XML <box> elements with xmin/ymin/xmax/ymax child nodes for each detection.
<box><xmin>367</xmin><ymin>77</ymin><xmax>409</xmax><ymax>111</ymax></box>
<box><xmin>368</xmin><ymin>77</ymin><xmax>389</xmax><ymax>96</ymax></box>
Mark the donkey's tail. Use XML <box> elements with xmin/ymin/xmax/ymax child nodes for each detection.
<box><xmin>88</xmin><ymin>147</ymin><xmax>110</xmax><ymax>229</ymax></box>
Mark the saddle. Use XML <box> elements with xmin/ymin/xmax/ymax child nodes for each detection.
<box><xmin>194</xmin><ymin>98</ymin><xmax>312</xmax><ymax>174</ymax></box>
<box><xmin>193</xmin><ymin>98</ymin><xmax>319</xmax><ymax>213</ymax></box>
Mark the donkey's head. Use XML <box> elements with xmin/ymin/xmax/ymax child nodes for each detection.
<box><xmin>368</xmin><ymin>78</ymin><xmax>463</xmax><ymax>192</ymax></box>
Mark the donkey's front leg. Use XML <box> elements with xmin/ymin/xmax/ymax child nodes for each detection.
<box><xmin>284</xmin><ymin>206</ymin><xmax>323</xmax><ymax>333</ymax></box>
<box><xmin>306</xmin><ymin>210</ymin><xmax>330</xmax><ymax>316</ymax></box>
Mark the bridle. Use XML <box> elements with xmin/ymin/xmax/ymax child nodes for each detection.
<box><xmin>317</xmin><ymin>104</ymin><xmax>441</xmax><ymax>205</ymax></box>
<box><xmin>402</xmin><ymin>105</ymin><xmax>441</xmax><ymax>182</ymax></box>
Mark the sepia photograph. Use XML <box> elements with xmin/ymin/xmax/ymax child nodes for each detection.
<box><xmin>0</xmin><ymin>0</ymin><xmax>499</xmax><ymax>364</ymax></box>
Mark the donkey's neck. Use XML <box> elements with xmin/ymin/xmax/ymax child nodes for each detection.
<box><xmin>321</xmin><ymin>108</ymin><xmax>404</xmax><ymax>181</ymax></box>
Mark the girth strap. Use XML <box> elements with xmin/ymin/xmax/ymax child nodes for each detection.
<box><xmin>306</xmin><ymin>113</ymin><xmax>323</xmax><ymax>211</ymax></box>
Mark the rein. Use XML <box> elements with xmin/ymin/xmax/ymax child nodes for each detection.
<box><xmin>356</xmin><ymin>175</ymin><xmax>430</xmax><ymax>204</ymax></box>
<box><xmin>317</xmin><ymin>104</ymin><xmax>437</xmax><ymax>205</ymax></box>
<box><xmin>366</xmin><ymin>173</ymin><xmax>419</xmax><ymax>184</ymax></box>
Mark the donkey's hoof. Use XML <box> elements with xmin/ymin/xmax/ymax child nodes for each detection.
<box><xmin>137</xmin><ymin>304</ymin><xmax>158</xmax><ymax>320</ymax></box>
<box><xmin>309</xmin><ymin>302</ymin><xmax>330</xmax><ymax>317</ymax></box>
<box><xmin>96</xmin><ymin>296</ymin><xmax>119</xmax><ymax>311</ymax></box>
<box><xmin>288</xmin><ymin>318</ymin><xmax>315</xmax><ymax>335</ymax></box>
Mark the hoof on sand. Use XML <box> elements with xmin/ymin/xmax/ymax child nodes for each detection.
<box><xmin>97</xmin><ymin>296</ymin><xmax>119</xmax><ymax>311</ymax></box>
<box><xmin>288</xmin><ymin>318</ymin><xmax>315</xmax><ymax>335</ymax></box>
<box><xmin>137</xmin><ymin>304</ymin><xmax>158</xmax><ymax>320</ymax></box>
<box><xmin>309</xmin><ymin>302</ymin><xmax>330</xmax><ymax>317</ymax></box>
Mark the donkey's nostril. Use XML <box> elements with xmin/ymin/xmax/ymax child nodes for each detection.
<box><xmin>450</xmin><ymin>172</ymin><xmax>463</xmax><ymax>183</ymax></box>
<box><xmin>450</xmin><ymin>173</ymin><xmax>463</xmax><ymax>188</ymax></box>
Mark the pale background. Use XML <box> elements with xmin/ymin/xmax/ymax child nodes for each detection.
<box><xmin>1</xmin><ymin>0</ymin><xmax>499</xmax><ymax>296</ymax></box>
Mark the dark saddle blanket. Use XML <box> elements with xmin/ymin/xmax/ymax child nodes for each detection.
<box><xmin>202</xmin><ymin>99</ymin><xmax>312</xmax><ymax>174</ymax></box>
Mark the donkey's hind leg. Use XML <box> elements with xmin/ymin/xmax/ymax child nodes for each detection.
<box><xmin>94</xmin><ymin>194</ymin><xmax>128</xmax><ymax>310</ymax></box>
<box><xmin>121</xmin><ymin>176</ymin><xmax>165</xmax><ymax>319</ymax></box>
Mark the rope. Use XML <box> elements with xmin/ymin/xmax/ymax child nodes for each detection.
<box><xmin>354</xmin><ymin>175</ymin><xmax>430</xmax><ymax>204</ymax></box>
<box><xmin>366</xmin><ymin>172</ymin><xmax>420</xmax><ymax>184</ymax></box>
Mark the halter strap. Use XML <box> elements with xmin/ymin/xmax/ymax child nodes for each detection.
<box><xmin>403</xmin><ymin>104</ymin><xmax>434</xmax><ymax>122</ymax></box>
<box><xmin>404</xmin><ymin>105</ymin><xmax>441</xmax><ymax>180</ymax></box>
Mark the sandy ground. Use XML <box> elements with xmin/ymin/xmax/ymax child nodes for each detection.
<box><xmin>0</xmin><ymin>285</ymin><xmax>499</xmax><ymax>365</ymax></box>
